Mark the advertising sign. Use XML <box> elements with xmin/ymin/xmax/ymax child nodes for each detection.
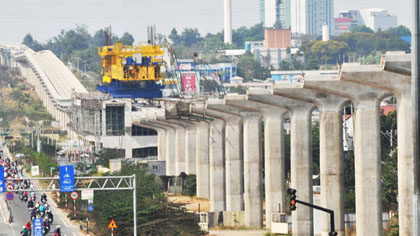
<box><xmin>59</xmin><ymin>165</ymin><xmax>75</xmax><ymax>192</ymax></box>
<box><xmin>181</xmin><ymin>72</ymin><xmax>197</xmax><ymax>93</ymax></box>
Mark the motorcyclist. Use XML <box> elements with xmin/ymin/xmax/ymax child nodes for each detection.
<box><xmin>46</xmin><ymin>209</ymin><xmax>54</xmax><ymax>223</ymax></box>
<box><xmin>39</xmin><ymin>204</ymin><xmax>45</xmax><ymax>217</ymax></box>
<box><xmin>53</xmin><ymin>225</ymin><xmax>61</xmax><ymax>236</ymax></box>
<box><xmin>21</xmin><ymin>226</ymin><xmax>28</xmax><ymax>236</ymax></box>
<box><xmin>41</xmin><ymin>193</ymin><xmax>47</xmax><ymax>203</ymax></box>
<box><xmin>25</xmin><ymin>221</ymin><xmax>31</xmax><ymax>235</ymax></box>
<box><xmin>27</xmin><ymin>198</ymin><xmax>34</xmax><ymax>209</ymax></box>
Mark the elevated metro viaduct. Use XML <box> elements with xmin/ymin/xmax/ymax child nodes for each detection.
<box><xmin>1</xmin><ymin>42</ymin><xmax>418</xmax><ymax>235</ymax></box>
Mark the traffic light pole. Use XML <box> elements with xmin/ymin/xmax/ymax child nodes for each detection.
<box><xmin>293</xmin><ymin>199</ymin><xmax>336</xmax><ymax>236</ymax></box>
<box><xmin>288</xmin><ymin>188</ymin><xmax>337</xmax><ymax>236</ymax></box>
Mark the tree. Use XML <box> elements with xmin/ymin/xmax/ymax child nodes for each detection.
<box><xmin>120</xmin><ymin>32</ymin><xmax>135</xmax><ymax>46</ymax></box>
<box><xmin>22</xmin><ymin>34</ymin><xmax>44</xmax><ymax>51</ymax></box>
<box><xmin>180</xmin><ymin>28</ymin><xmax>201</xmax><ymax>47</ymax></box>
<box><xmin>169</xmin><ymin>28</ymin><xmax>180</xmax><ymax>44</ymax></box>
<box><xmin>386</xmin><ymin>25</ymin><xmax>411</xmax><ymax>37</ymax></box>
<box><xmin>350</xmin><ymin>25</ymin><xmax>375</xmax><ymax>34</ymax></box>
<box><xmin>236</xmin><ymin>52</ymin><xmax>270</xmax><ymax>81</ymax></box>
<box><xmin>311</xmin><ymin>40</ymin><xmax>350</xmax><ymax>64</ymax></box>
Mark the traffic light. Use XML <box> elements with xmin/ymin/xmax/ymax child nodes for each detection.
<box><xmin>287</xmin><ymin>188</ymin><xmax>297</xmax><ymax>211</ymax></box>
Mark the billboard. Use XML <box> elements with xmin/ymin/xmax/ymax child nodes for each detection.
<box><xmin>181</xmin><ymin>72</ymin><xmax>197</xmax><ymax>93</ymax></box>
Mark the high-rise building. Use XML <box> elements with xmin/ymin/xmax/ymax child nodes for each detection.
<box><xmin>291</xmin><ymin>0</ymin><xmax>334</xmax><ymax>36</ymax></box>
<box><xmin>260</xmin><ymin>0</ymin><xmax>291</xmax><ymax>28</ymax></box>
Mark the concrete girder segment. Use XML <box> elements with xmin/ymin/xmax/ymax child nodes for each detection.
<box><xmin>341</xmin><ymin>59</ymin><xmax>414</xmax><ymax>236</ymax></box>
<box><xmin>303</xmin><ymin>78</ymin><xmax>391</xmax><ymax>236</ymax></box>
<box><xmin>208</xmin><ymin>103</ymin><xmax>263</xmax><ymax>229</ymax></box>
<box><xmin>247</xmin><ymin>90</ymin><xmax>316</xmax><ymax>236</ymax></box>
<box><xmin>224</xmin><ymin>95</ymin><xmax>288</xmax><ymax>229</ymax></box>
<box><xmin>272</xmin><ymin>83</ymin><xmax>349</xmax><ymax>236</ymax></box>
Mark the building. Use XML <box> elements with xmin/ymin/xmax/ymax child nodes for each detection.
<box><xmin>260</xmin><ymin>0</ymin><xmax>291</xmax><ymax>28</ymax></box>
<box><xmin>291</xmin><ymin>0</ymin><xmax>334</xmax><ymax>37</ymax></box>
<box><xmin>69</xmin><ymin>93</ymin><xmax>165</xmax><ymax>159</ymax></box>
<box><xmin>359</xmin><ymin>9</ymin><xmax>397</xmax><ymax>32</ymax></box>
<box><xmin>264</xmin><ymin>28</ymin><xmax>292</xmax><ymax>49</ymax></box>
<box><xmin>334</xmin><ymin>10</ymin><xmax>363</xmax><ymax>36</ymax></box>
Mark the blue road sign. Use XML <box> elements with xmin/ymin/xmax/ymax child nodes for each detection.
<box><xmin>5</xmin><ymin>192</ymin><xmax>14</xmax><ymax>201</ymax></box>
<box><xmin>33</xmin><ymin>218</ymin><xmax>43</xmax><ymax>236</ymax></box>
<box><xmin>0</xmin><ymin>166</ymin><xmax>4</xmax><ymax>193</ymax></box>
<box><xmin>88</xmin><ymin>205</ymin><xmax>94</xmax><ymax>212</ymax></box>
<box><xmin>59</xmin><ymin>165</ymin><xmax>75</xmax><ymax>192</ymax></box>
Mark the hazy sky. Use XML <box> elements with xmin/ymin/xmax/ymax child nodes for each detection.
<box><xmin>0</xmin><ymin>0</ymin><xmax>413</xmax><ymax>44</ymax></box>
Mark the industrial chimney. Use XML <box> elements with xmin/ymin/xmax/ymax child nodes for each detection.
<box><xmin>224</xmin><ymin>0</ymin><xmax>232</xmax><ymax>44</ymax></box>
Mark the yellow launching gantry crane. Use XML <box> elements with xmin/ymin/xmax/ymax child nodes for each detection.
<box><xmin>98</xmin><ymin>42</ymin><xmax>165</xmax><ymax>83</ymax></box>
<box><xmin>97</xmin><ymin>26</ymin><xmax>175</xmax><ymax>98</ymax></box>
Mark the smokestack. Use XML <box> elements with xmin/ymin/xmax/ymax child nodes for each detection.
<box><xmin>322</xmin><ymin>25</ymin><xmax>330</xmax><ymax>41</ymax></box>
<box><xmin>224</xmin><ymin>0</ymin><xmax>232</xmax><ymax>44</ymax></box>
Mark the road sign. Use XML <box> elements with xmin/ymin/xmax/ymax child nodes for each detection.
<box><xmin>108</xmin><ymin>219</ymin><xmax>118</xmax><ymax>229</ymax></box>
<box><xmin>5</xmin><ymin>192</ymin><xmax>14</xmax><ymax>201</ymax></box>
<box><xmin>33</xmin><ymin>218</ymin><xmax>43</xmax><ymax>236</ymax></box>
<box><xmin>82</xmin><ymin>189</ymin><xmax>94</xmax><ymax>200</ymax></box>
<box><xmin>88</xmin><ymin>205</ymin><xmax>94</xmax><ymax>212</ymax></box>
<box><xmin>0</xmin><ymin>166</ymin><xmax>4</xmax><ymax>193</ymax></box>
<box><xmin>6</xmin><ymin>183</ymin><xmax>13</xmax><ymax>191</ymax></box>
<box><xmin>70</xmin><ymin>191</ymin><xmax>79</xmax><ymax>200</ymax></box>
<box><xmin>31</xmin><ymin>165</ymin><xmax>40</xmax><ymax>176</ymax></box>
<box><xmin>59</xmin><ymin>165</ymin><xmax>75</xmax><ymax>192</ymax></box>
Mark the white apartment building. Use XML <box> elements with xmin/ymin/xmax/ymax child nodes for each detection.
<box><xmin>291</xmin><ymin>0</ymin><xmax>334</xmax><ymax>36</ymax></box>
<box><xmin>359</xmin><ymin>9</ymin><xmax>397</xmax><ymax>32</ymax></box>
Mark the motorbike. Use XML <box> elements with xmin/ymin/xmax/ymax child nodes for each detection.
<box><xmin>42</xmin><ymin>224</ymin><xmax>50</xmax><ymax>235</ymax></box>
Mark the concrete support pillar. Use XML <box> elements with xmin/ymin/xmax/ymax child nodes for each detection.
<box><xmin>149</xmin><ymin>120</ymin><xmax>176</xmax><ymax>176</ymax></box>
<box><xmin>185</xmin><ymin>125</ymin><xmax>197</xmax><ymax>174</ymax></box>
<box><xmin>353</xmin><ymin>99</ymin><xmax>382</xmax><ymax>235</ymax></box>
<box><xmin>195</xmin><ymin>121</ymin><xmax>210</xmax><ymax>198</ymax></box>
<box><xmin>167</xmin><ymin>120</ymin><xmax>197</xmax><ymax>175</ymax></box>
<box><xmin>209</xmin><ymin>117</ymin><xmax>226</xmax><ymax>212</ymax></box>
<box><xmin>340</xmin><ymin>60</ymin><xmax>414</xmax><ymax>235</ymax></box>
<box><xmin>140</xmin><ymin>122</ymin><xmax>166</xmax><ymax>161</ymax></box>
<box><xmin>165</xmin><ymin>121</ymin><xmax>186</xmax><ymax>175</ymax></box>
<box><xmin>304</xmin><ymin>78</ymin><xmax>390</xmax><ymax>236</ymax></box>
<box><xmin>249</xmin><ymin>93</ymin><xmax>315</xmax><ymax>234</ymax></box>
<box><xmin>397</xmin><ymin>94</ymin><xmax>414</xmax><ymax>234</ymax></box>
<box><xmin>195</xmin><ymin>107</ymin><xmax>243</xmax><ymax>212</ymax></box>
<box><xmin>290</xmin><ymin>108</ymin><xmax>314</xmax><ymax>236</ymax></box>
<box><xmin>272</xmin><ymin>87</ymin><xmax>347</xmax><ymax>236</ymax></box>
<box><xmin>264</xmin><ymin>112</ymin><xmax>286</xmax><ymax>226</ymax></box>
<box><xmin>226</xmin><ymin>98</ymin><xmax>287</xmax><ymax>229</ymax></box>
<box><xmin>242</xmin><ymin>114</ymin><xmax>263</xmax><ymax>228</ymax></box>
<box><xmin>209</xmin><ymin>104</ymin><xmax>263</xmax><ymax>228</ymax></box>
<box><xmin>319</xmin><ymin>107</ymin><xmax>345</xmax><ymax>236</ymax></box>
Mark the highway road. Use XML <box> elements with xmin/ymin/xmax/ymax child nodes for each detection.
<box><xmin>0</xmin><ymin>143</ymin><xmax>83</xmax><ymax>236</ymax></box>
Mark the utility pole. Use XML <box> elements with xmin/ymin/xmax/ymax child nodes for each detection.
<box><xmin>412</xmin><ymin>0</ymin><xmax>420</xmax><ymax>235</ymax></box>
